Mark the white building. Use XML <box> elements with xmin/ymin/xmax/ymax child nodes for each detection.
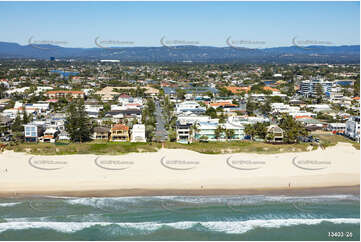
<box><xmin>300</xmin><ymin>79</ymin><xmax>333</xmax><ymax>97</ymax></box>
<box><xmin>131</xmin><ymin>124</ymin><xmax>146</xmax><ymax>142</ymax></box>
<box><xmin>345</xmin><ymin>116</ymin><xmax>360</xmax><ymax>142</ymax></box>
<box><xmin>175</xmin><ymin>101</ymin><xmax>206</xmax><ymax>115</ymax></box>
<box><xmin>306</xmin><ymin>104</ymin><xmax>332</xmax><ymax>112</ymax></box>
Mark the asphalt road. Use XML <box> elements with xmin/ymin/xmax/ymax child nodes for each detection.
<box><xmin>154</xmin><ymin>101</ymin><xmax>168</xmax><ymax>142</ymax></box>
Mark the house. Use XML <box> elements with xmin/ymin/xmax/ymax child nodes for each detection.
<box><xmin>131</xmin><ymin>124</ymin><xmax>146</xmax><ymax>142</ymax></box>
<box><xmin>266</xmin><ymin>125</ymin><xmax>284</xmax><ymax>143</ymax></box>
<box><xmin>195</xmin><ymin>120</ymin><xmax>220</xmax><ymax>141</ymax></box>
<box><xmin>327</xmin><ymin>123</ymin><xmax>346</xmax><ymax>134</ymax></box>
<box><xmin>118</xmin><ymin>94</ymin><xmax>132</xmax><ymax>105</ymax></box>
<box><xmin>176</xmin><ymin>120</ymin><xmax>193</xmax><ymax>143</ymax></box>
<box><xmin>24</xmin><ymin>123</ymin><xmax>45</xmax><ymax>142</ymax></box>
<box><xmin>175</xmin><ymin>101</ymin><xmax>206</xmax><ymax>115</ymax></box>
<box><xmin>345</xmin><ymin>116</ymin><xmax>360</xmax><ymax>142</ymax></box>
<box><xmin>92</xmin><ymin>127</ymin><xmax>110</xmax><ymax>140</ymax></box>
<box><xmin>0</xmin><ymin>115</ymin><xmax>11</xmax><ymax>132</ymax></box>
<box><xmin>40</xmin><ymin>128</ymin><xmax>59</xmax><ymax>143</ymax></box>
<box><xmin>295</xmin><ymin>116</ymin><xmax>325</xmax><ymax>131</ymax></box>
<box><xmin>109</xmin><ymin>124</ymin><xmax>129</xmax><ymax>142</ymax></box>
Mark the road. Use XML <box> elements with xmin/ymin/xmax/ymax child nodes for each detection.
<box><xmin>154</xmin><ymin>100</ymin><xmax>168</xmax><ymax>142</ymax></box>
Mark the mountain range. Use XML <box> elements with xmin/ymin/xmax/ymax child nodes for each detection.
<box><xmin>0</xmin><ymin>42</ymin><xmax>359</xmax><ymax>64</ymax></box>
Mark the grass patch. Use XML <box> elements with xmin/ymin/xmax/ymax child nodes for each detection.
<box><xmin>163</xmin><ymin>141</ymin><xmax>310</xmax><ymax>154</ymax></box>
<box><xmin>10</xmin><ymin>137</ymin><xmax>355</xmax><ymax>155</ymax></box>
<box><xmin>313</xmin><ymin>133</ymin><xmax>360</xmax><ymax>150</ymax></box>
<box><xmin>8</xmin><ymin>141</ymin><xmax>161</xmax><ymax>155</ymax></box>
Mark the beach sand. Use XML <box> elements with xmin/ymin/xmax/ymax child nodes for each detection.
<box><xmin>0</xmin><ymin>142</ymin><xmax>359</xmax><ymax>197</ymax></box>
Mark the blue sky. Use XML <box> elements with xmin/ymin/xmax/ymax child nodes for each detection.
<box><xmin>0</xmin><ymin>1</ymin><xmax>359</xmax><ymax>48</ymax></box>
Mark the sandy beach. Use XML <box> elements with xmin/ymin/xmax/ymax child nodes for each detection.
<box><xmin>0</xmin><ymin>142</ymin><xmax>359</xmax><ymax>197</ymax></box>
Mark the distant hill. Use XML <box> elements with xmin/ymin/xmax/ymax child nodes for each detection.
<box><xmin>0</xmin><ymin>42</ymin><xmax>358</xmax><ymax>64</ymax></box>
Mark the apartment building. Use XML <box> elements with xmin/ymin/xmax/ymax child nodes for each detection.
<box><xmin>45</xmin><ymin>90</ymin><xmax>85</xmax><ymax>99</ymax></box>
<box><xmin>300</xmin><ymin>79</ymin><xmax>333</xmax><ymax>97</ymax></box>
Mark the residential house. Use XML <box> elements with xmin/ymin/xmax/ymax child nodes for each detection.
<box><xmin>40</xmin><ymin>128</ymin><xmax>59</xmax><ymax>143</ymax></box>
<box><xmin>176</xmin><ymin>101</ymin><xmax>206</xmax><ymax>115</ymax></box>
<box><xmin>92</xmin><ymin>127</ymin><xmax>110</xmax><ymax>140</ymax></box>
<box><xmin>345</xmin><ymin>116</ymin><xmax>360</xmax><ymax>142</ymax></box>
<box><xmin>109</xmin><ymin>124</ymin><xmax>129</xmax><ymax>142</ymax></box>
<box><xmin>266</xmin><ymin>125</ymin><xmax>284</xmax><ymax>143</ymax></box>
<box><xmin>24</xmin><ymin>123</ymin><xmax>45</xmax><ymax>142</ymax></box>
<box><xmin>327</xmin><ymin>123</ymin><xmax>346</xmax><ymax>134</ymax></box>
<box><xmin>131</xmin><ymin>124</ymin><xmax>146</xmax><ymax>142</ymax></box>
<box><xmin>176</xmin><ymin>120</ymin><xmax>193</xmax><ymax>143</ymax></box>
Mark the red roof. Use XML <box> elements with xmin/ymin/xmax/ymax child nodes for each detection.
<box><xmin>119</xmin><ymin>94</ymin><xmax>131</xmax><ymax>98</ymax></box>
<box><xmin>210</xmin><ymin>102</ymin><xmax>237</xmax><ymax>107</ymax></box>
<box><xmin>295</xmin><ymin>116</ymin><xmax>312</xmax><ymax>119</ymax></box>
<box><xmin>111</xmin><ymin>124</ymin><xmax>129</xmax><ymax>131</ymax></box>
<box><xmin>352</xmin><ymin>97</ymin><xmax>360</xmax><ymax>100</ymax></box>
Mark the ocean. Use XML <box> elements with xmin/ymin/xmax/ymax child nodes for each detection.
<box><xmin>0</xmin><ymin>194</ymin><xmax>359</xmax><ymax>240</ymax></box>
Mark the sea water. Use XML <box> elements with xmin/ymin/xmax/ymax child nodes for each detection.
<box><xmin>0</xmin><ymin>194</ymin><xmax>359</xmax><ymax>240</ymax></box>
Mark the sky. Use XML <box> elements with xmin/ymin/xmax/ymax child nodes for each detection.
<box><xmin>0</xmin><ymin>1</ymin><xmax>359</xmax><ymax>48</ymax></box>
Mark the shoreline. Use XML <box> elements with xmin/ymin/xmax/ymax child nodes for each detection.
<box><xmin>0</xmin><ymin>185</ymin><xmax>359</xmax><ymax>198</ymax></box>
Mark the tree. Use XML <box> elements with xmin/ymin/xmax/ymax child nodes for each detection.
<box><xmin>11</xmin><ymin>111</ymin><xmax>23</xmax><ymax>133</ymax></box>
<box><xmin>22</xmin><ymin>107</ymin><xmax>30</xmax><ymax>125</ymax></box>
<box><xmin>278</xmin><ymin>114</ymin><xmax>308</xmax><ymax>143</ymax></box>
<box><xmin>65</xmin><ymin>100</ymin><xmax>92</xmax><ymax>142</ymax></box>
<box><xmin>145</xmin><ymin>124</ymin><xmax>155</xmax><ymax>142</ymax></box>
<box><xmin>225</xmin><ymin>129</ymin><xmax>235</xmax><ymax>140</ymax></box>
<box><xmin>168</xmin><ymin>129</ymin><xmax>177</xmax><ymax>142</ymax></box>
<box><xmin>254</xmin><ymin>122</ymin><xmax>268</xmax><ymax>139</ymax></box>
<box><xmin>199</xmin><ymin>135</ymin><xmax>209</xmax><ymax>142</ymax></box>
<box><xmin>260</xmin><ymin>101</ymin><xmax>271</xmax><ymax>115</ymax></box>
<box><xmin>191</xmin><ymin>123</ymin><xmax>199</xmax><ymax>142</ymax></box>
<box><xmin>205</xmin><ymin>107</ymin><xmax>217</xmax><ymax>119</ymax></box>
<box><xmin>214</xmin><ymin>125</ymin><xmax>225</xmax><ymax>140</ymax></box>
<box><xmin>246</xmin><ymin>98</ymin><xmax>256</xmax><ymax>116</ymax></box>
<box><xmin>314</xmin><ymin>83</ymin><xmax>323</xmax><ymax>104</ymax></box>
<box><xmin>176</xmin><ymin>89</ymin><xmax>186</xmax><ymax>100</ymax></box>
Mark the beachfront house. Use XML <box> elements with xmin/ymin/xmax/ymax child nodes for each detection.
<box><xmin>24</xmin><ymin>123</ymin><xmax>45</xmax><ymax>142</ymax></box>
<box><xmin>131</xmin><ymin>124</ymin><xmax>146</xmax><ymax>142</ymax></box>
<box><xmin>109</xmin><ymin>124</ymin><xmax>129</xmax><ymax>142</ymax></box>
<box><xmin>176</xmin><ymin>120</ymin><xmax>193</xmax><ymax>143</ymax></box>
<box><xmin>92</xmin><ymin>127</ymin><xmax>110</xmax><ymax>140</ymax></box>
<box><xmin>40</xmin><ymin>128</ymin><xmax>59</xmax><ymax>143</ymax></box>
<box><xmin>266</xmin><ymin>125</ymin><xmax>284</xmax><ymax>143</ymax></box>
<box><xmin>345</xmin><ymin>116</ymin><xmax>360</xmax><ymax>142</ymax></box>
<box><xmin>195</xmin><ymin>120</ymin><xmax>220</xmax><ymax>141</ymax></box>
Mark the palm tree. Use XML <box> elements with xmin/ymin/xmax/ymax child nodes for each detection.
<box><xmin>191</xmin><ymin>123</ymin><xmax>200</xmax><ymax>142</ymax></box>
<box><xmin>244</xmin><ymin>124</ymin><xmax>256</xmax><ymax>141</ymax></box>
<box><xmin>225</xmin><ymin>129</ymin><xmax>235</xmax><ymax>141</ymax></box>
<box><xmin>214</xmin><ymin>125</ymin><xmax>225</xmax><ymax>141</ymax></box>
